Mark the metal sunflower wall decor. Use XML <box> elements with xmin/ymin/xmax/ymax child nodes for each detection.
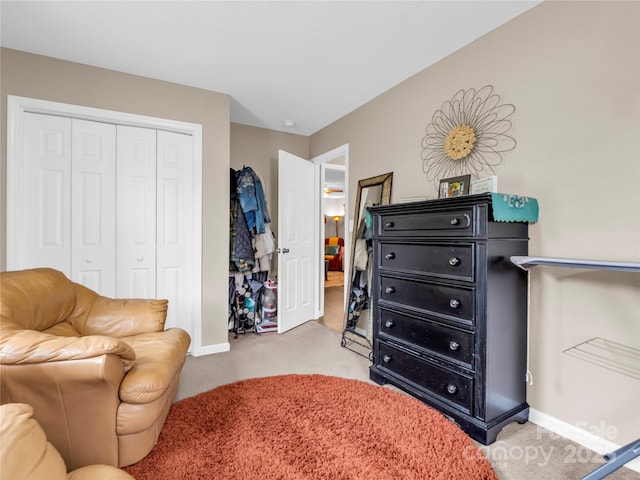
<box><xmin>421</xmin><ymin>85</ymin><xmax>516</xmax><ymax>190</ymax></box>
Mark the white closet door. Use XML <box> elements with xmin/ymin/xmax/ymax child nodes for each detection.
<box><xmin>71</xmin><ymin>119</ymin><xmax>116</xmax><ymax>296</ymax></box>
<box><xmin>116</xmin><ymin>125</ymin><xmax>157</xmax><ymax>298</ymax></box>
<box><xmin>13</xmin><ymin>113</ymin><xmax>72</xmax><ymax>273</ymax></box>
<box><xmin>156</xmin><ymin>130</ymin><xmax>193</xmax><ymax>331</ymax></box>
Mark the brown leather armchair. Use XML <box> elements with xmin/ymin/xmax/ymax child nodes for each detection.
<box><xmin>0</xmin><ymin>403</ymin><xmax>135</xmax><ymax>480</ymax></box>
<box><xmin>0</xmin><ymin>268</ymin><xmax>191</xmax><ymax>470</ymax></box>
<box><xmin>324</xmin><ymin>237</ymin><xmax>344</xmax><ymax>271</ymax></box>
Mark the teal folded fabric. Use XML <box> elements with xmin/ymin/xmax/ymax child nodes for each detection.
<box><xmin>491</xmin><ymin>193</ymin><xmax>539</xmax><ymax>223</ymax></box>
<box><xmin>325</xmin><ymin>245</ymin><xmax>340</xmax><ymax>255</ymax></box>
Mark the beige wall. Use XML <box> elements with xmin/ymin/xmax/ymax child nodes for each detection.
<box><xmin>230</xmin><ymin>123</ymin><xmax>309</xmax><ymax>274</ymax></box>
<box><xmin>0</xmin><ymin>48</ymin><xmax>231</xmax><ymax>350</ymax></box>
<box><xmin>311</xmin><ymin>1</ymin><xmax>640</xmax><ymax>443</ymax></box>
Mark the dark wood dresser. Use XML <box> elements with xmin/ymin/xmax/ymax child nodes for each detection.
<box><xmin>368</xmin><ymin>193</ymin><xmax>529</xmax><ymax>444</ymax></box>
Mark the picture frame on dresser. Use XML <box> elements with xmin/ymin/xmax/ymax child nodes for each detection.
<box><xmin>438</xmin><ymin>174</ymin><xmax>471</xmax><ymax>198</ymax></box>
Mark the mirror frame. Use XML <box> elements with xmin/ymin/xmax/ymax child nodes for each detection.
<box><xmin>341</xmin><ymin>172</ymin><xmax>393</xmax><ymax>359</ymax></box>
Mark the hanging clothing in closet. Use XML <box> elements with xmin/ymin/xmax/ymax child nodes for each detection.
<box><xmin>229</xmin><ymin>166</ymin><xmax>275</xmax><ymax>274</ymax></box>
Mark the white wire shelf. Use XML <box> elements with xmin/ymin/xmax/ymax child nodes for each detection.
<box><xmin>510</xmin><ymin>256</ymin><xmax>640</xmax><ymax>273</ymax></box>
<box><xmin>563</xmin><ymin>337</ymin><xmax>640</xmax><ymax>380</ymax></box>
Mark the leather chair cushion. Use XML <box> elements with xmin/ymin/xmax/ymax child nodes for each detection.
<box><xmin>1</xmin><ymin>403</ymin><xmax>135</xmax><ymax>480</ymax></box>
<box><xmin>0</xmin><ymin>403</ymin><xmax>68</xmax><ymax>479</ymax></box>
<box><xmin>0</xmin><ymin>268</ymin><xmax>76</xmax><ymax>332</ymax></box>
<box><xmin>119</xmin><ymin>329</ymin><xmax>190</xmax><ymax>404</ymax></box>
<box><xmin>0</xmin><ymin>329</ymin><xmax>136</xmax><ymax>367</ymax></box>
<box><xmin>73</xmin><ymin>288</ymin><xmax>168</xmax><ymax>337</ymax></box>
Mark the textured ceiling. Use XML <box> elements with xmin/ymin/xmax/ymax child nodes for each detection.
<box><xmin>0</xmin><ymin>1</ymin><xmax>540</xmax><ymax>135</ymax></box>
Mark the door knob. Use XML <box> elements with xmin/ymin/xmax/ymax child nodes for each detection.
<box><xmin>137</xmin><ymin>256</ymin><xmax>144</xmax><ymax>261</ymax></box>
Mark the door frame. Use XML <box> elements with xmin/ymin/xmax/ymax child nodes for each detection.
<box><xmin>6</xmin><ymin>95</ymin><xmax>204</xmax><ymax>354</ymax></box>
<box><xmin>312</xmin><ymin>144</ymin><xmax>349</xmax><ymax>320</ymax></box>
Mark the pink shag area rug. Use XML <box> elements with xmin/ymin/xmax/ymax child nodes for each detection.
<box><xmin>124</xmin><ymin>374</ymin><xmax>497</xmax><ymax>480</ymax></box>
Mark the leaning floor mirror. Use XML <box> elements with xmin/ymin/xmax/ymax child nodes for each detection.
<box><xmin>341</xmin><ymin>172</ymin><xmax>393</xmax><ymax>359</ymax></box>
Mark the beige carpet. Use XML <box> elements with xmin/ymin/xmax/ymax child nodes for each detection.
<box><xmin>320</xmin><ymin>286</ymin><xmax>345</xmax><ymax>333</ymax></box>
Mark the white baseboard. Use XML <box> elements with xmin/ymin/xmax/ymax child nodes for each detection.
<box><xmin>191</xmin><ymin>342</ymin><xmax>230</xmax><ymax>357</ymax></box>
<box><xmin>529</xmin><ymin>408</ymin><xmax>640</xmax><ymax>473</ymax></box>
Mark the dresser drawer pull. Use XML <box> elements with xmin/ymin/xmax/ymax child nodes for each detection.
<box><xmin>447</xmin><ymin>383</ymin><xmax>458</xmax><ymax>395</ymax></box>
<box><xmin>449</xmin><ymin>298</ymin><xmax>461</xmax><ymax>309</ymax></box>
<box><xmin>449</xmin><ymin>341</ymin><xmax>460</xmax><ymax>351</ymax></box>
<box><xmin>450</xmin><ymin>218</ymin><xmax>460</xmax><ymax>225</ymax></box>
<box><xmin>385</xmin><ymin>286</ymin><xmax>396</xmax><ymax>294</ymax></box>
<box><xmin>384</xmin><ymin>320</ymin><xmax>395</xmax><ymax>328</ymax></box>
<box><xmin>448</xmin><ymin>256</ymin><xmax>460</xmax><ymax>266</ymax></box>
<box><xmin>384</xmin><ymin>221</ymin><xmax>395</xmax><ymax>228</ymax></box>
<box><xmin>383</xmin><ymin>354</ymin><xmax>392</xmax><ymax>363</ymax></box>
<box><xmin>385</xmin><ymin>252</ymin><xmax>395</xmax><ymax>260</ymax></box>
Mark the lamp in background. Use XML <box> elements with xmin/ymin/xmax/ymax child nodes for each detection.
<box><xmin>324</xmin><ymin>197</ymin><xmax>345</xmax><ymax>237</ymax></box>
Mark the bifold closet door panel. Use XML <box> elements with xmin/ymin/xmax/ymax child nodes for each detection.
<box><xmin>71</xmin><ymin>119</ymin><xmax>117</xmax><ymax>297</ymax></box>
<box><xmin>116</xmin><ymin>125</ymin><xmax>157</xmax><ymax>299</ymax></box>
<box><xmin>17</xmin><ymin>113</ymin><xmax>72</xmax><ymax>273</ymax></box>
<box><xmin>156</xmin><ymin>130</ymin><xmax>193</xmax><ymax>331</ymax></box>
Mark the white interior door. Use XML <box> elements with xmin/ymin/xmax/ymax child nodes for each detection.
<box><xmin>12</xmin><ymin>113</ymin><xmax>72</xmax><ymax>273</ymax></box>
<box><xmin>277</xmin><ymin>150</ymin><xmax>316</xmax><ymax>333</ymax></box>
<box><xmin>71</xmin><ymin>119</ymin><xmax>116</xmax><ymax>296</ymax></box>
<box><xmin>156</xmin><ymin>130</ymin><xmax>194</xmax><ymax>331</ymax></box>
<box><xmin>7</xmin><ymin>96</ymin><xmax>203</xmax><ymax>353</ymax></box>
<box><xmin>116</xmin><ymin>125</ymin><xmax>157</xmax><ymax>298</ymax></box>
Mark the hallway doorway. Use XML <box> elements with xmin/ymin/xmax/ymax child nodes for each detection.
<box><xmin>314</xmin><ymin>145</ymin><xmax>348</xmax><ymax>333</ymax></box>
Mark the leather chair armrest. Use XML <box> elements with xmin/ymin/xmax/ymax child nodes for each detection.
<box><xmin>0</xmin><ymin>330</ymin><xmax>136</xmax><ymax>368</ymax></box>
<box><xmin>0</xmin><ymin>355</ymin><xmax>127</xmax><ymax>469</ymax></box>
<box><xmin>82</xmin><ymin>297</ymin><xmax>169</xmax><ymax>337</ymax></box>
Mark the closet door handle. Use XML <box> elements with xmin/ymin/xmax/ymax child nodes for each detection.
<box><xmin>277</xmin><ymin>248</ymin><xmax>290</xmax><ymax>254</ymax></box>
<box><xmin>85</xmin><ymin>258</ymin><xmax>93</xmax><ymax>264</ymax></box>
<box><xmin>385</xmin><ymin>286</ymin><xmax>395</xmax><ymax>294</ymax></box>
<box><xmin>385</xmin><ymin>252</ymin><xmax>395</xmax><ymax>260</ymax></box>
<box><xmin>137</xmin><ymin>256</ymin><xmax>144</xmax><ymax>262</ymax></box>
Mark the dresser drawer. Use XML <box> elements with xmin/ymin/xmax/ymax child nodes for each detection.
<box><xmin>377</xmin><ymin>342</ymin><xmax>473</xmax><ymax>414</ymax></box>
<box><xmin>378</xmin><ymin>208</ymin><xmax>474</xmax><ymax>237</ymax></box>
<box><xmin>379</xmin><ymin>275</ymin><xmax>475</xmax><ymax>324</ymax></box>
<box><xmin>379</xmin><ymin>242</ymin><xmax>473</xmax><ymax>281</ymax></box>
<box><xmin>379</xmin><ymin>309</ymin><xmax>474</xmax><ymax>369</ymax></box>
